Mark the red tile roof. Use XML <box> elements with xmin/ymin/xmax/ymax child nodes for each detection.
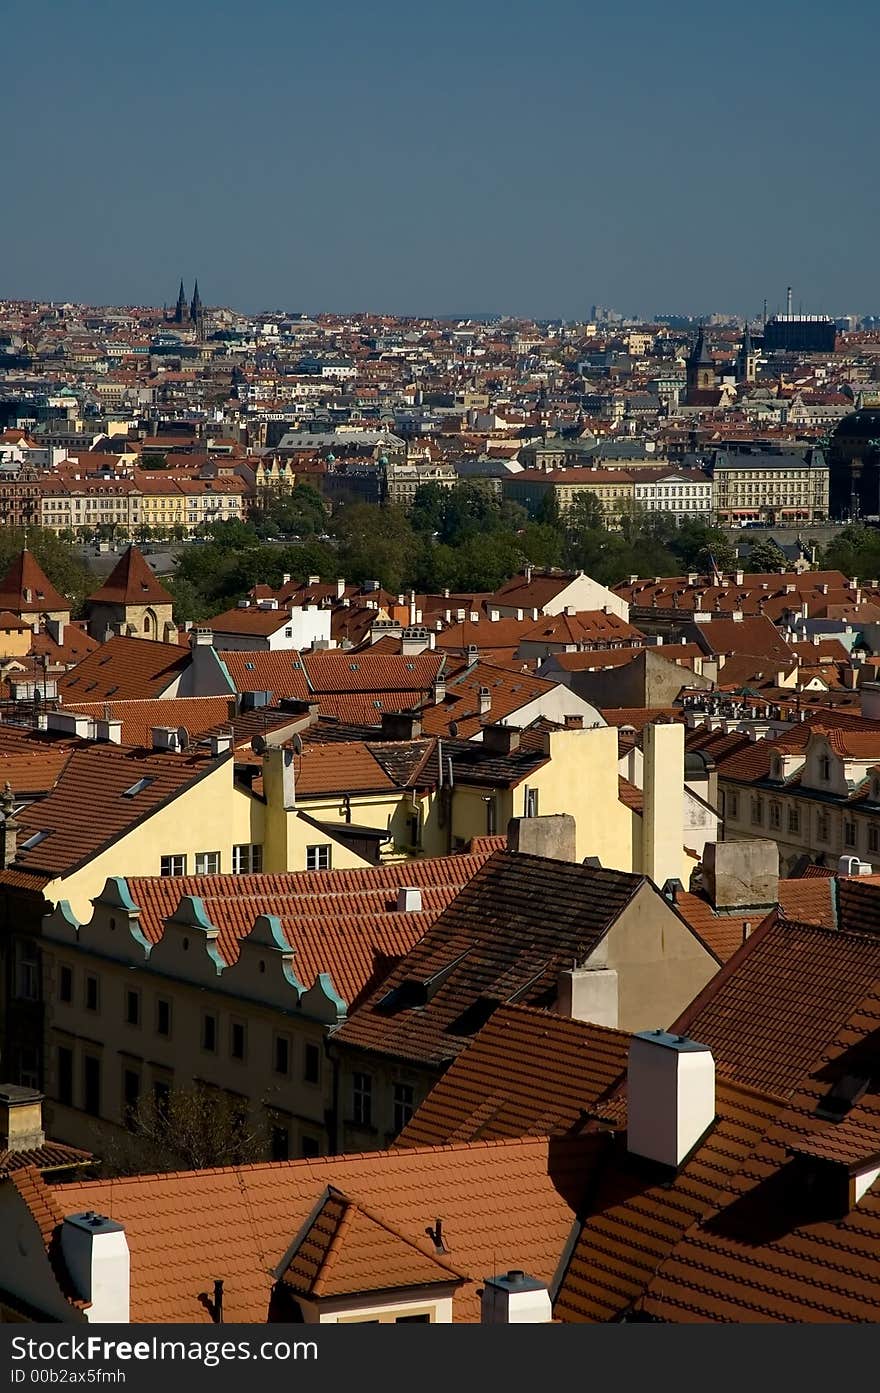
<box><xmin>0</xmin><ymin>550</ymin><xmax>69</xmax><ymax>616</ymax></box>
<box><xmin>281</xmin><ymin>1187</ymin><xmax>466</xmax><ymax>1298</ymax></box>
<box><xmin>333</xmin><ymin>852</ymin><xmax>650</xmax><ymax>1068</ymax></box>
<box><xmin>11</xmin><ymin>744</ymin><xmax>220</xmax><ymax>878</ymax></box>
<box><xmin>641</xmin><ymin>985</ymin><xmax>880</xmax><ymax>1323</ymax></box>
<box><xmin>671</xmin><ymin>916</ymin><xmax>880</xmax><ymax>1096</ymax></box>
<box><xmin>397</xmin><ymin>1004</ymin><xmax>630</xmax><ymax>1148</ymax></box>
<box><xmin>63</xmin><ymin>696</ymin><xmax>235</xmax><ymax>747</ymax></box>
<box><xmin>87</xmin><ymin>546</ymin><xmax>173</xmax><ymax>607</ymax></box>
<box><xmin>42</xmin><ymin>1135</ymin><xmax>587</xmax><ymax>1321</ymax></box>
<box><xmin>125</xmin><ymin>851</ymin><xmax>493</xmax><ymax>1006</ymax></box>
<box><xmin>57</xmin><ymin>635</ymin><xmax>189</xmax><ymax>702</ymax></box>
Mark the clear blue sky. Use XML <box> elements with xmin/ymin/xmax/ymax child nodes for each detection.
<box><xmin>0</xmin><ymin>0</ymin><xmax>874</xmax><ymax>319</ymax></box>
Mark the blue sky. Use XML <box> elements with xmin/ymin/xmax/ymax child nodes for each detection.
<box><xmin>0</xmin><ymin>0</ymin><xmax>873</xmax><ymax>318</ymax></box>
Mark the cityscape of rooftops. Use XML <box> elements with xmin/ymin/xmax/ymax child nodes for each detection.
<box><xmin>1</xmin><ymin>0</ymin><xmax>879</xmax><ymax>1351</ymax></box>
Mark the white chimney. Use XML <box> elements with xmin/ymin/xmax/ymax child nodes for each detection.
<box><xmin>46</xmin><ymin>711</ymin><xmax>93</xmax><ymax>739</ymax></box>
<box><xmin>151</xmin><ymin>726</ymin><xmax>179</xmax><ymax>752</ymax></box>
<box><xmin>210</xmin><ymin>734</ymin><xmax>233</xmax><ymax>756</ymax></box>
<box><xmin>60</xmin><ymin>1212</ymin><xmax>130</xmax><ymax>1324</ymax></box>
<box><xmin>396</xmin><ymin>886</ymin><xmax>423</xmax><ymax>912</ymax></box>
<box><xmin>481</xmin><ymin>1271</ymin><xmax>551</xmax><ymax>1324</ymax></box>
<box><xmin>336</xmin><ymin>576</ymin><xmax>346</xmax><ymax>599</ymax></box>
<box><xmin>94</xmin><ymin>718</ymin><xmax>123</xmax><ymax>745</ymax></box>
<box><xmin>627</xmin><ymin>1029</ymin><xmax>716</xmax><ymax>1169</ymax></box>
<box><xmin>478</xmin><ymin>686</ymin><xmax>491</xmax><ymax>715</ymax></box>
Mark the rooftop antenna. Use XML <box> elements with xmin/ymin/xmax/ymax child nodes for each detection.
<box><xmin>763</xmin><ymin>298</ymin><xmax>768</xmax><ymax>326</ymax></box>
<box><xmin>786</xmin><ymin>286</ymin><xmax>793</xmax><ymax>317</ymax></box>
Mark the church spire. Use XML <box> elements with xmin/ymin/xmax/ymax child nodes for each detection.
<box><xmin>190</xmin><ymin>279</ymin><xmax>202</xmax><ymax>323</ymax></box>
<box><xmin>174</xmin><ymin>279</ymin><xmax>188</xmax><ymax>325</ymax></box>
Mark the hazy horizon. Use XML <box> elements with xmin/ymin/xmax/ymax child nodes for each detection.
<box><xmin>1</xmin><ymin>0</ymin><xmax>874</xmax><ymax>321</ymax></box>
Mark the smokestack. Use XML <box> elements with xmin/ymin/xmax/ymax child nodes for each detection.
<box><xmin>786</xmin><ymin>286</ymin><xmax>793</xmax><ymax>316</ymax></box>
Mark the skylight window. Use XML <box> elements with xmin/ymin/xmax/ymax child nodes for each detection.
<box><xmin>122</xmin><ymin>777</ymin><xmax>154</xmax><ymax>798</ymax></box>
<box><xmin>20</xmin><ymin>830</ymin><xmax>51</xmax><ymax>850</ymax></box>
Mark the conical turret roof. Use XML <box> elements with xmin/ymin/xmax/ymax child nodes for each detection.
<box><xmin>87</xmin><ymin>546</ymin><xmax>173</xmax><ymax>607</ymax></box>
<box><xmin>0</xmin><ymin>549</ymin><xmax>70</xmax><ymax>615</ymax></box>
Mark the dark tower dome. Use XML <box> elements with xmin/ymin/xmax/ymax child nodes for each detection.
<box><xmin>829</xmin><ymin>407</ymin><xmax>880</xmax><ymax>520</ymax></box>
<box><xmin>834</xmin><ymin>408</ymin><xmax>880</xmax><ymax>442</ymax></box>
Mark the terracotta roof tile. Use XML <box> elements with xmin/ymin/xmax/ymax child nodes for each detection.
<box><xmin>49</xmin><ymin>1136</ymin><xmax>586</xmax><ymax>1322</ymax></box>
<box><xmin>12</xmin><ymin>744</ymin><xmax>220</xmax><ymax>877</ymax></box>
<box><xmin>397</xmin><ymin>1004</ymin><xmax>630</xmax><ymax>1148</ymax></box>
<box><xmin>671</xmin><ymin>916</ymin><xmax>880</xmax><ymax>1096</ymax></box>
<box><xmin>333</xmin><ymin>852</ymin><xmax>646</xmax><ymax>1068</ymax></box>
<box><xmin>282</xmin><ymin>1187</ymin><xmax>466</xmax><ymax>1298</ymax></box>
<box><xmin>126</xmin><ymin>851</ymin><xmax>493</xmax><ymax>1005</ymax></box>
<box><xmin>58</xmin><ymin>635</ymin><xmax>189</xmax><ymax>702</ymax></box>
<box><xmin>642</xmin><ymin>985</ymin><xmax>880</xmax><ymax>1323</ymax></box>
<box><xmin>0</xmin><ymin>551</ymin><xmax>69</xmax><ymax>616</ymax></box>
<box><xmin>555</xmin><ymin>1080</ymin><xmax>783</xmax><ymax>1323</ymax></box>
<box><xmin>87</xmin><ymin>547</ymin><xmax>173</xmax><ymax>607</ymax></box>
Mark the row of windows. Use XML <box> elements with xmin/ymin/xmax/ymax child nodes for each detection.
<box><xmin>160</xmin><ymin>844</ymin><xmax>263</xmax><ymax>877</ymax></box>
<box><xmin>56</xmin><ymin>1048</ymin><xmax>321</xmax><ymax>1159</ymax></box>
<box><xmin>731</xmin><ymin>793</ymin><xmax>880</xmax><ymax>852</ymax></box>
<box><xmin>352</xmin><ymin>1072</ymin><xmax>414</xmax><ymax>1133</ymax></box>
<box><xmin>57</xmin><ymin>969</ymin><xmax>324</xmax><ymax>1077</ymax></box>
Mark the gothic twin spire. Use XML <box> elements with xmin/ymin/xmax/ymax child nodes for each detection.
<box><xmin>174</xmin><ymin>279</ymin><xmax>202</xmax><ymax>324</ymax></box>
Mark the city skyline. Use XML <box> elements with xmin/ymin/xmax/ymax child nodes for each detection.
<box><xmin>0</xmin><ymin>0</ymin><xmax>875</xmax><ymax>318</ymax></box>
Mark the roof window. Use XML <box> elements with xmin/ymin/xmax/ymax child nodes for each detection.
<box><xmin>20</xmin><ymin>830</ymin><xmax>51</xmax><ymax>850</ymax></box>
<box><xmin>122</xmin><ymin>776</ymin><xmax>154</xmax><ymax>798</ymax></box>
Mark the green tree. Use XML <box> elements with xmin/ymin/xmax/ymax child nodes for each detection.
<box><xmin>747</xmin><ymin>537</ymin><xmax>789</xmax><ymax>573</ymax></box>
<box><xmin>332</xmin><ymin>503</ymin><xmax>419</xmax><ymax>592</ymax></box>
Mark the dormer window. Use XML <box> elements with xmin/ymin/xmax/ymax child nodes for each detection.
<box><xmin>820</xmin><ymin>755</ymin><xmax>831</xmax><ymax>782</ymax></box>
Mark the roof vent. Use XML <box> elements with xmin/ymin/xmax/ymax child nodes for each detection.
<box><xmin>396</xmin><ymin>886</ymin><xmax>423</xmax><ymax>913</ymax></box>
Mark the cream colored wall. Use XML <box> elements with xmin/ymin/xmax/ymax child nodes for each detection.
<box><xmin>595</xmin><ymin>888</ymin><xmax>718</xmax><ymax>1031</ymax></box>
<box><xmin>42</xmin><ymin>923</ymin><xmax>333</xmax><ymax>1157</ymax></box>
<box><xmin>420</xmin><ymin>727</ymin><xmax>642</xmax><ymax>869</ymax></box>
<box><xmin>0</xmin><ymin>626</ymin><xmax>31</xmax><ymax>658</ymax></box>
<box><xmin>44</xmin><ymin>760</ymin><xmax>263</xmax><ymax>918</ymax></box>
<box><xmin>528</xmin><ymin>728</ymin><xmax>634</xmax><ymax>868</ymax></box>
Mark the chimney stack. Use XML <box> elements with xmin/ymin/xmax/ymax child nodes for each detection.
<box><xmin>627</xmin><ymin>1029</ymin><xmax>716</xmax><ymax>1169</ymax></box>
<box><xmin>642</xmin><ymin>722</ymin><xmax>684</xmax><ymax>889</ymax></box>
<box><xmin>0</xmin><ymin>782</ymin><xmax>18</xmax><ymax>868</ymax></box>
<box><xmin>481</xmin><ymin>1271</ymin><xmax>551</xmax><ymax>1324</ymax></box>
<box><xmin>0</xmin><ymin>1084</ymin><xmax>45</xmax><ymax>1151</ymax></box>
<box><xmin>478</xmin><ymin>686</ymin><xmax>491</xmax><ymax>715</ymax></box>
<box><xmin>60</xmin><ymin>1212</ymin><xmax>130</xmax><ymax>1324</ymax></box>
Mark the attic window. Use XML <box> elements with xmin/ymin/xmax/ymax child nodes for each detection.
<box><xmin>20</xmin><ymin>830</ymin><xmax>51</xmax><ymax>850</ymax></box>
<box><xmin>123</xmin><ymin>776</ymin><xmax>154</xmax><ymax>798</ymax></box>
<box><xmin>245</xmin><ymin>662</ymin><xmax>255</xmax><ymax>671</ymax></box>
<box><xmin>349</xmin><ymin>662</ymin><xmax>360</xmax><ymax>671</ymax></box>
